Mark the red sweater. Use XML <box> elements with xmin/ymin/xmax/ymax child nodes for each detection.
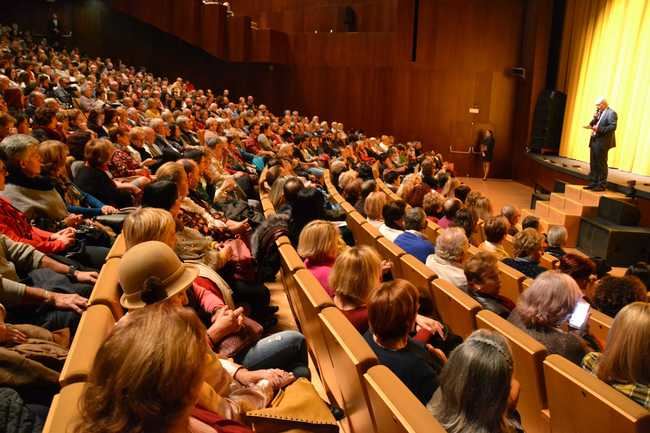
<box><xmin>0</xmin><ymin>197</ymin><xmax>67</xmax><ymax>253</ymax></box>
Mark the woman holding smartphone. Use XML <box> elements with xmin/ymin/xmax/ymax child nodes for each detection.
<box><xmin>508</xmin><ymin>271</ymin><xmax>596</xmax><ymax>365</ymax></box>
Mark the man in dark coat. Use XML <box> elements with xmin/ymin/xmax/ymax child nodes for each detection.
<box><xmin>584</xmin><ymin>97</ymin><xmax>617</xmax><ymax>191</ymax></box>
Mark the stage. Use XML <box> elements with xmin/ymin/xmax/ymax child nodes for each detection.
<box><xmin>526</xmin><ymin>153</ymin><xmax>650</xmax><ymax>200</ymax></box>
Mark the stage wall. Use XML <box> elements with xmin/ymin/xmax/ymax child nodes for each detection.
<box><xmin>557</xmin><ymin>0</ymin><xmax>650</xmax><ymax>177</ymax></box>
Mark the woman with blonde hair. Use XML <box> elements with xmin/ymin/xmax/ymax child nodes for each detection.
<box><xmin>364</xmin><ymin>191</ymin><xmax>389</xmax><ymax>227</ymax></box>
<box><xmin>329</xmin><ymin>246</ymin><xmax>382</xmax><ymax>332</ymax></box>
<box><xmin>74</xmin><ymin>304</ymin><xmax>235</xmax><ymax>433</ymax></box>
<box><xmin>429</xmin><ymin>329</ymin><xmax>520</xmax><ymax>433</ymax></box>
<box><xmin>508</xmin><ymin>271</ymin><xmax>593</xmax><ymax>364</ymax></box>
<box><xmin>581</xmin><ymin>302</ymin><xmax>650</xmax><ymax>409</ymax></box>
<box><xmin>297</xmin><ymin>220</ymin><xmax>342</xmax><ymax>297</ymax></box>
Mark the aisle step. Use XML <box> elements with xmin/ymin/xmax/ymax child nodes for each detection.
<box><xmin>549</xmin><ymin>193</ymin><xmax>566</xmax><ymax>210</ymax></box>
<box><xmin>565</xmin><ymin>184</ymin><xmax>582</xmax><ymax>201</ymax></box>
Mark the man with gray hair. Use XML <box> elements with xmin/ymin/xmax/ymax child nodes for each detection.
<box><xmin>394</xmin><ymin>207</ymin><xmax>435</xmax><ymax>264</ymax></box>
<box><xmin>426</xmin><ymin>227</ymin><xmax>469</xmax><ymax>288</ymax></box>
<box><xmin>584</xmin><ymin>97</ymin><xmax>617</xmax><ymax>191</ymax></box>
<box><xmin>545</xmin><ymin>225</ymin><xmax>568</xmax><ymax>259</ymax></box>
<box><xmin>501</xmin><ymin>204</ymin><xmax>521</xmax><ymax>236</ymax></box>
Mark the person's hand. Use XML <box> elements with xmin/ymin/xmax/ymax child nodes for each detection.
<box><xmin>101</xmin><ymin>205</ymin><xmax>119</xmax><ymax>215</ymax></box>
<box><xmin>425</xmin><ymin>344</ymin><xmax>448</xmax><ymax>364</ymax></box>
<box><xmin>0</xmin><ymin>323</ymin><xmax>27</xmax><ymax>345</ymax></box>
<box><xmin>237</xmin><ymin>368</ymin><xmax>296</xmax><ymax>390</ymax></box>
<box><xmin>63</xmin><ymin>214</ymin><xmax>83</xmax><ymax>227</ymax></box>
<box><xmin>142</xmin><ymin>158</ymin><xmax>157</xmax><ymax>166</ymax></box>
<box><xmin>209</xmin><ymin>306</ymin><xmax>244</xmax><ymax>339</ymax></box>
<box><xmin>52</xmin><ymin>292</ymin><xmax>88</xmax><ymax>314</ymax></box>
<box><xmin>592</xmin><ymin>126</ymin><xmax>598</xmax><ymax>132</ymax></box>
<box><xmin>415</xmin><ymin>314</ymin><xmax>446</xmax><ymax>339</ymax></box>
<box><xmin>74</xmin><ymin>270</ymin><xmax>98</xmax><ymax>284</ymax></box>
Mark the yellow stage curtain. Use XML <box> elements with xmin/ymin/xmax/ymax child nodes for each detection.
<box><xmin>557</xmin><ymin>0</ymin><xmax>650</xmax><ymax>176</ymax></box>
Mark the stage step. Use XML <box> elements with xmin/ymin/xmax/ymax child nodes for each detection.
<box><xmin>548</xmin><ymin>193</ymin><xmax>598</xmax><ymax>217</ymax></box>
<box><xmin>564</xmin><ymin>184</ymin><xmax>630</xmax><ymax>207</ymax></box>
<box><xmin>565</xmin><ymin>184</ymin><xmax>582</xmax><ymax>201</ymax></box>
<box><xmin>523</xmin><ymin>204</ymin><xmax>579</xmax><ymax>248</ymax></box>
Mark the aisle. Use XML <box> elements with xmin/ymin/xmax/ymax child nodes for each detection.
<box><xmin>458</xmin><ymin>177</ymin><xmax>533</xmax><ymax>211</ymax></box>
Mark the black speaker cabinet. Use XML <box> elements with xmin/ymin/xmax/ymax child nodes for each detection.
<box><xmin>578</xmin><ymin>217</ymin><xmax>650</xmax><ymax>266</ymax></box>
<box><xmin>598</xmin><ymin>197</ymin><xmax>640</xmax><ymax>226</ymax></box>
<box><xmin>529</xmin><ymin>90</ymin><xmax>567</xmax><ymax>153</ymax></box>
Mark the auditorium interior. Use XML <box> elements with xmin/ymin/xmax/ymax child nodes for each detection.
<box><xmin>1</xmin><ymin>1</ymin><xmax>649</xmax><ymax>432</ymax></box>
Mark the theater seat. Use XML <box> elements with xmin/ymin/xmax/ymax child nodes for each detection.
<box><xmin>292</xmin><ymin>269</ymin><xmax>338</xmax><ymax>400</ymax></box>
<box><xmin>261</xmin><ymin>197</ymin><xmax>275</xmax><ymax>216</ymax></box>
<box><xmin>476</xmin><ymin>310</ymin><xmax>550</xmax><ymax>433</ymax></box>
<box><xmin>346</xmin><ymin>211</ymin><xmax>380</xmax><ymax>247</ymax></box>
<box><xmin>319</xmin><ymin>307</ymin><xmax>378</xmax><ymax>433</ymax></box>
<box><xmin>278</xmin><ymin>244</ymin><xmax>305</xmax><ymax>329</ymax></box>
<box><xmin>431</xmin><ymin>278</ymin><xmax>481</xmax><ymax>339</ymax></box>
<box><xmin>59</xmin><ymin>304</ymin><xmax>115</xmax><ymax>387</ymax></box>
<box><xmin>588</xmin><ymin>309</ymin><xmax>613</xmax><ymax>347</ymax></box>
<box><xmin>88</xmin><ymin>258</ymin><xmax>124</xmax><ymax>320</ymax></box>
<box><xmin>422</xmin><ymin>221</ymin><xmax>440</xmax><ymax>244</ymax></box>
<box><xmin>503</xmin><ymin>235</ymin><xmax>515</xmax><ymax>257</ymax></box>
<box><xmin>105</xmin><ymin>234</ymin><xmax>126</xmax><ymax>260</ymax></box>
<box><xmin>399</xmin><ymin>254</ymin><xmax>438</xmax><ymax>316</ymax></box>
<box><xmin>363</xmin><ymin>365</ymin><xmax>446</xmax><ymax>433</ymax></box>
<box><xmin>375</xmin><ymin>236</ymin><xmax>406</xmax><ymax>279</ymax></box>
<box><xmin>497</xmin><ymin>261</ymin><xmax>526</xmax><ymax>303</ymax></box>
<box><xmin>544</xmin><ymin>354</ymin><xmax>650</xmax><ymax>433</ymax></box>
<box><xmin>275</xmin><ymin>235</ymin><xmax>291</xmax><ymax>247</ymax></box>
<box><xmin>42</xmin><ymin>382</ymin><xmax>86</xmax><ymax>433</ymax></box>
<box><xmin>539</xmin><ymin>253</ymin><xmax>558</xmax><ymax>270</ymax></box>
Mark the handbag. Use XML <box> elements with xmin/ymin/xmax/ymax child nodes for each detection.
<box><xmin>245</xmin><ymin>378</ymin><xmax>338</xmax><ymax>433</ymax></box>
<box><xmin>214</xmin><ymin>316</ymin><xmax>263</xmax><ymax>358</ymax></box>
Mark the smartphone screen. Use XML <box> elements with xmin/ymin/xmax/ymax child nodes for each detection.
<box><xmin>569</xmin><ymin>301</ymin><xmax>590</xmax><ymax>329</ymax></box>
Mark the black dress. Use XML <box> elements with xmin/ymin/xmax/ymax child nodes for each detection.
<box><xmin>481</xmin><ymin>135</ymin><xmax>495</xmax><ymax>162</ymax></box>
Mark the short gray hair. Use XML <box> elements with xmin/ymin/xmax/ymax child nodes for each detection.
<box><xmin>0</xmin><ymin>134</ymin><xmax>38</xmax><ymax>168</ymax></box>
<box><xmin>435</xmin><ymin>227</ymin><xmax>469</xmax><ymax>263</ymax></box>
<box><xmin>547</xmin><ymin>225</ymin><xmax>568</xmax><ymax>247</ymax></box>
<box><xmin>404</xmin><ymin>207</ymin><xmax>427</xmax><ymax>231</ymax></box>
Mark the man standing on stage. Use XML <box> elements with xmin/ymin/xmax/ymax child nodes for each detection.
<box><xmin>584</xmin><ymin>97</ymin><xmax>617</xmax><ymax>191</ymax></box>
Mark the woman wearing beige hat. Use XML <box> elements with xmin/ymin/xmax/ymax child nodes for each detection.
<box><xmin>118</xmin><ymin>240</ymin><xmax>303</xmax><ymax>422</ymax></box>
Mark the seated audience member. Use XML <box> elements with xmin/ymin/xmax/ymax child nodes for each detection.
<box><xmin>379</xmin><ymin>200</ymin><xmax>406</xmax><ymax>242</ymax></box>
<box><xmin>464</xmin><ymin>252</ymin><xmax>515</xmax><ymax>318</ymax></box>
<box><xmin>0</xmin><ymin>233</ymin><xmax>95</xmax><ymax>334</ymax></box>
<box><xmin>429</xmin><ymin>330</ymin><xmax>521</xmax><ymax>432</ymax></box>
<box><xmin>521</xmin><ymin>215</ymin><xmax>541</xmax><ymax>232</ymax></box>
<box><xmin>479</xmin><ymin>216</ymin><xmax>511</xmax><ymax>260</ymax></box>
<box><xmin>288</xmin><ymin>187</ymin><xmax>327</xmax><ymax>246</ymax></box>
<box><xmin>502</xmin><ymin>228</ymin><xmax>546</xmax><ymax>279</ymax></box>
<box><xmin>365</xmin><ymin>279</ymin><xmax>443</xmax><ymax>405</ymax></box>
<box><xmin>501</xmin><ymin>205</ymin><xmax>521</xmax><ymax>236</ymax></box>
<box><xmin>545</xmin><ymin>225</ymin><xmax>568</xmax><ymax>259</ymax></box>
<box><xmin>276</xmin><ymin>176</ymin><xmax>304</xmax><ymax>215</ymax></box>
<box><xmin>467</xmin><ymin>194</ymin><xmax>492</xmax><ymax>223</ymax></box>
<box><xmin>355</xmin><ymin>179</ymin><xmax>376</xmax><ymax>216</ymax></box>
<box><xmin>420</xmin><ymin>158</ymin><xmax>437</xmax><ymax>189</ymax></box>
<box><xmin>364</xmin><ymin>191</ymin><xmax>388</xmax><ymax>227</ymax></box>
<box><xmin>426</xmin><ymin>227</ymin><xmax>469</xmax><ymax>288</ymax></box>
<box><xmin>437</xmin><ymin>198</ymin><xmax>462</xmax><ymax>229</ymax></box>
<box><xmin>559</xmin><ymin>253</ymin><xmax>597</xmax><ymax>301</ymax></box>
<box><xmin>422</xmin><ymin>190</ymin><xmax>445</xmax><ymax>223</ymax></box>
<box><xmin>394</xmin><ymin>207</ymin><xmax>435</xmax><ymax>263</ymax></box>
<box><xmin>508</xmin><ymin>271</ymin><xmax>592</xmax><ymax>364</ymax></box>
<box><xmin>297</xmin><ymin>220</ymin><xmax>342</xmax><ymax>297</ymax></box>
<box><xmin>120</xmin><ymin>233</ymin><xmax>307</xmax><ymax>381</ymax></box>
<box><xmin>343</xmin><ymin>178</ymin><xmax>362</xmax><ymax>206</ymax></box>
<box><xmin>581</xmin><ymin>302</ymin><xmax>650</xmax><ymax>409</ymax></box>
<box><xmin>74</xmin><ymin>138</ymin><xmax>136</xmax><ymax>207</ymax></box>
<box><xmin>452</xmin><ymin>184</ymin><xmax>471</xmax><ymax>203</ymax></box>
<box><xmin>452</xmin><ymin>207</ymin><xmax>476</xmax><ymax>243</ymax></box>
<box><xmin>38</xmin><ymin>140</ymin><xmax>119</xmax><ymax>217</ymax></box>
<box><xmin>329</xmin><ymin>246</ymin><xmax>382</xmax><ymax>333</ymax></box>
<box><xmin>0</xmin><ymin>134</ymin><xmax>69</xmax><ymax>222</ymax></box>
<box><xmin>626</xmin><ymin>261</ymin><xmax>650</xmax><ymax>290</ymax></box>
<box><xmin>75</xmin><ymin>303</ymin><xmax>256</xmax><ymax>433</ymax></box>
<box><xmin>592</xmin><ymin>276</ymin><xmax>647</xmax><ymax>317</ymax></box>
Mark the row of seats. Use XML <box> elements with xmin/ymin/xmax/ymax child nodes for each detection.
<box><xmin>42</xmin><ymin>236</ymin><xmax>127</xmax><ymax>433</ymax></box>
<box><xmin>258</xmin><ymin>181</ymin><xmax>449</xmax><ymax>433</ymax></box>
<box><xmin>320</xmin><ymin>170</ymin><xmax>648</xmax><ymax>433</ymax></box>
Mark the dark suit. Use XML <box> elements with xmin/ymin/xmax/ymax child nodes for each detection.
<box><xmin>588</xmin><ymin>107</ymin><xmax>617</xmax><ymax>188</ymax></box>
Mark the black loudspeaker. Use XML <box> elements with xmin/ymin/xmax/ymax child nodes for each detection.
<box><xmin>597</xmin><ymin>197</ymin><xmax>640</xmax><ymax>226</ymax></box>
<box><xmin>553</xmin><ymin>180</ymin><xmax>568</xmax><ymax>193</ymax></box>
<box><xmin>578</xmin><ymin>217</ymin><xmax>650</xmax><ymax>266</ymax></box>
<box><xmin>529</xmin><ymin>90</ymin><xmax>567</xmax><ymax>154</ymax></box>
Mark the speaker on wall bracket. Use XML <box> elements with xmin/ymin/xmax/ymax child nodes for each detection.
<box><xmin>528</xmin><ymin>89</ymin><xmax>566</xmax><ymax>155</ymax></box>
